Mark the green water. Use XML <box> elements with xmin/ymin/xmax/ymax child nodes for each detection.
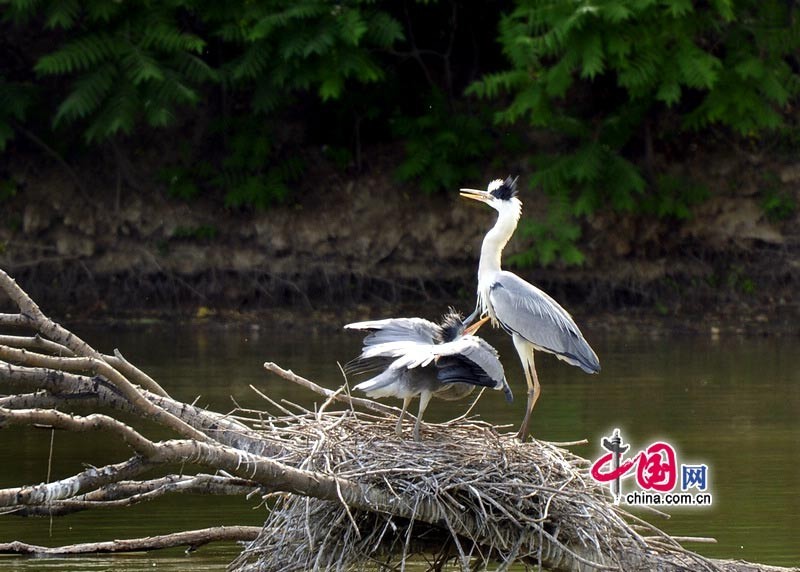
<box><xmin>1</xmin><ymin>323</ymin><xmax>798</xmax><ymax>569</ymax></box>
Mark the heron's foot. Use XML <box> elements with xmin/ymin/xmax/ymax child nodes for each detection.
<box><xmin>515</xmin><ymin>411</ymin><xmax>532</xmax><ymax>441</ymax></box>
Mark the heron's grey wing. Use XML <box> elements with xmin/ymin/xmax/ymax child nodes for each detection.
<box><xmin>343</xmin><ymin>355</ymin><xmax>394</xmax><ymax>377</ymax></box>
<box><xmin>357</xmin><ymin>340</ymin><xmax>437</xmax><ymax>367</ymax></box>
<box><xmin>353</xmin><ymin>362</ymin><xmax>421</xmax><ymax>399</ymax></box>
<box><xmin>344</xmin><ymin>318</ymin><xmax>442</xmax><ymax>347</ymax></box>
<box><xmin>489</xmin><ymin>271</ymin><xmax>600</xmax><ymax>374</ymax></box>
<box><xmin>432</xmin><ymin>337</ymin><xmax>508</xmax><ymax>391</ymax></box>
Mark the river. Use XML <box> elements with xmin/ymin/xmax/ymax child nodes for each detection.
<box><xmin>0</xmin><ymin>322</ymin><xmax>798</xmax><ymax>570</ymax></box>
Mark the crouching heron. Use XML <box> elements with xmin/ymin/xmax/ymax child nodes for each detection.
<box><xmin>345</xmin><ymin>309</ymin><xmax>512</xmax><ymax>441</ymax></box>
<box><xmin>460</xmin><ymin>176</ymin><xmax>600</xmax><ymax>440</ymax></box>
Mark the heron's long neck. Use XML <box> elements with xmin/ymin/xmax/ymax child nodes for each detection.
<box><xmin>478</xmin><ymin>203</ymin><xmax>521</xmax><ymax>289</ymax></box>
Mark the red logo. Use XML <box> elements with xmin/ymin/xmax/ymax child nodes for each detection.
<box><xmin>590</xmin><ymin>429</ymin><xmax>680</xmax><ymax>503</ymax></box>
<box><xmin>590</xmin><ymin>429</ymin><xmax>711</xmax><ymax>506</ymax></box>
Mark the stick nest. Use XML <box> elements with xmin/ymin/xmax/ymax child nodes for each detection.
<box><xmin>230</xmin><ymin>404</ymin><xmax>716</xmax><ymax>572</ymax></box>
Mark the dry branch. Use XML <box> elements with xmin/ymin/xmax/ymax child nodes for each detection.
<box><xmin>263</xmin><ymin>361</ymin><xmax>400</xmax><ymax>417</ymax></box>
<box><xmin>11</xmin><ymin>474</ymin><xmax>262</xmax><ymax>517</ymax></box>
<box><xmin>0</xmin><ymin>406</ymin><xmax>159</xmax><ymax>456</ymax></box>
<box><xmin>0</xmin><ymin>334</ymin><xmax>76</xmax><ymax>356</ymax></box>
<box><xmin>0</xmin><ymin>344</ymin><xmax>206</xmax><ymax>440</ymax></box>
<box><xmin>1</xmin><ymin>267</ymin><xmax>797</xmax><ymax>572</ymax></box>
<box><xmin>0</xmin><ymin>526</ymin><xmax>261</xmax><ymax>555</ymax></box>
<box><xmin>0</xmin><ymin>457</ymin><xmax>153</xmax><ymax>512</ymax></box>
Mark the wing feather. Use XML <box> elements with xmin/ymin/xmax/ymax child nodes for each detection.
<box><xmin>489</xmin><ymin>271</ymin><xmax>600</xmax><ymax>374</ymax></box>
<box><xmin>344</xmin><ymin>318</ymin><xmax>442</xmax><ymax>347</ymax></box>
<box><xmin>431</xmin><ymin>337</ymin><xmax>507</xmax><ymax>391</ymax></box>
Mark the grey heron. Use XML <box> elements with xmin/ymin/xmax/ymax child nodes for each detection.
<box><xmin>460</xmin><ymin>176</ymin><xmax>600</xmax><ymax>439</ymax></box>
<box><xmin>345</xmin><ymin>309</ymin><xmax>512</xmax><ymax>441</ymax></box>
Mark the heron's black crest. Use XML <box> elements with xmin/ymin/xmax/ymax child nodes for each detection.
<box><xmin>489</xmin><ymin>176</ymin><xmax>519</xmax><ymax>201</ymax></box>
<box><xmin>438</xmin><ymin>308</ymin><xmax>465</xmax><ymax>343</ymax></box>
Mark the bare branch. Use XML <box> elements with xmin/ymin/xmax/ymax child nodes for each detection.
<box><xmin>104</xmin><ymin>348</ymin><xmax>170</xmax><ymax>398</ymax></box>
<box><xmin>0</xmin><ymin>313</ymin><xmax>30</xmax><ymax>328</ymax></box>
<box><xmin>14</xmin><ymin>474</ymin><xmax>262</xmax><ymax>517</ymax></box>
<box><xmin>0</xmin><ymin>334</ymin><xmax>75</xmax><ymax>356</ymax></box>
<box><xmin>0</xmin><ymin>407</ymin><xmax>159</xmax><ymax>457</ymax></box>
<box><xmin>147</xmin><ymin>391</ymin><xmax>286</xmax><ymax>457</ymax></box>
<box><xmin>263</xmin><ymin>361</ymin><xmax>399</xmax><ymax>417</ymax></box>
<box><xmin>0</xmin><ymin>526</ymin><xmax>261</xmax><ymax>555</ymax></box>
<box><xmin>0</xmin><ymin>269</ymin><xmax>102</xmax><ymax>358</ymax></box>
<box><xmin>0</xmin><ymin>390</ymin><xmax>99</xmax><ymax>410</ymax></box>
<box><xmin>0</xmin><ymin>346</ymin><xmax>208</xmax><ymax>441</ymax></box>
<box><xmin>0</xmin><ymin>361</ymin><xmax>284</xmax><ymax>456</ymax></box>
<box><xmin>0</xmin><ymin>457</ymin><xmax>151</xmax><ymax>510</ymax></box>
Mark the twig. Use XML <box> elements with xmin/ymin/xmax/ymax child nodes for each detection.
<box><xmin>0</xmin><ymin>526</ymin><xmax>262</xmax><ymax>555</ymax></box>
<box><xmin>105</xmin><ymin>348</ymin><xmax>170</xmax><ymax>398</ymax></box>
<box><xmin>263</xmin><ymin>362</ymin><xmax>400</xmax><ymax>417</ymax></box>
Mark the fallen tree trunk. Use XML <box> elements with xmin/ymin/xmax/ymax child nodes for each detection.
<box><xmin>0</xmin><ymin>268</ymin><xmax>797</xmax><ymax>572</ymax></box>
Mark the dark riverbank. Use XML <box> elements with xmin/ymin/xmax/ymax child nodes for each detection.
<box><xmin>1</xmin><ymin>147</ymin><xmax>799</xmax><ymax>336</ymax></box>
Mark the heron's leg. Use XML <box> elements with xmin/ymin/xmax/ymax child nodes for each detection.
<box><xmin>513</xmin><ymin>335</ymin><xmax>541</xmax><ymax>440</ymax></box>
<box><xmin>396</xmin><ymin>396</ymin><xmax>412</xmax><ymax>437</ymax></box>
<box><xmin>414</xmin><ymin>391</ymin><xmax>433</xmax><ymax>442</ymax></box>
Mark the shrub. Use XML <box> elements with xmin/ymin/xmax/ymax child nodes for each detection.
<box><xmin>469</xmin><ymin>0</ymin><xmax>800</xmax><ymax>265</ymax></box>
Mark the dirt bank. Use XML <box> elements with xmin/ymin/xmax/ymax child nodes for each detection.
<box><xmin>1</xmin><ymin>146</ymin><xmax>798</xmax><ymax>335</ymax></box>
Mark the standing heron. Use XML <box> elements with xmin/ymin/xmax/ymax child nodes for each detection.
<box><xmin>345</xmin><ymin>309</ymin><xmax>512</xmax><ymax>441</ymax></box>
<box><xmin>460</xmin><ymin>176</ymin><xmax>600</xmax><ymax>439</ymax></box>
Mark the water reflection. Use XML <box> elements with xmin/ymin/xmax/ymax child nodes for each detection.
<box><xmin>1</xmin><ymin>323</ymin><xmax>798</xmax><ymax>569</ymax></box>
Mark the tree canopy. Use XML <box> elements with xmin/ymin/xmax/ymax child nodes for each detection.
<box><xmin>1</xmin><ymin>0</ymin><xmax>798</xmax><ymax>263</ymax></box>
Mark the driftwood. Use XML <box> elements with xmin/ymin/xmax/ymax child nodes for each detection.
<box><xmin>0</xmin><ymin>267</ymin><xmax>797</xmax><ymax>572</ymax></box>
<box><xmin>0</xmin><ymin>526</ymin><xmax>261</xmax><ymax>555</ymax></box>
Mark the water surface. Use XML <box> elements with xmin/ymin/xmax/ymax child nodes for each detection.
<box><xmin>1</xmin><ymin>323</ymin><xmax>797</xmax><ymax>569</ymax></box>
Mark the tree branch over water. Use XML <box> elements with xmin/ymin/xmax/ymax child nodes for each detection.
<box><xmin>0</xmin><ymin>526</ymin><xmax>262</xmax><ymax>555</ymax></box>
<box><xmin>0</xmin><ymin>267</ymin><xmax>796</xmax><ymax>572</ymax></box>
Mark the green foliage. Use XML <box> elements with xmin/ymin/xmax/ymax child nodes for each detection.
<box><xmin>213</xmin><ymin>119</ymin><xmax>305</xmax><ymax>210</ymax></box>
<box><xmin>0</xmin><ymin>178</ymin><xmax>19</xmax><ymax>202</ymax></box>
<box><xmin>394</xmin><ymin>91</ymin><xmax>492</xmax><ymax>194</ymax></box>
<box><xmin>3</xmin><ymin>0</ymin><xmax>798</xmax><ymax>234</ymax></box>
<box><xmin>507</xmin><ymin>213</ymin><xmax>568</xmax><ymax>266</ymax></box>
<box><xmin>213</xmin><ymin>2</ymin><xmax>403</xmax><ymax>104</ymax></box>
<box><xmin>639</xmin><ymin>174</ymin><xmax>710</xmax><ymax>220</ymax></box>
<box><xmin>0</xmin><ymin>76</ymin><xmax>34</xmax><ymax>151</ymax></box>
<box><xmin>508</xmin><ymin>196</ymin><xmax>585</xmax><ymax>267</ymax></box>
<box><xmin>469</xmin><ymin>0</ymin><xmax>800</xmax><ymax>265</ymax></box>
<box><xmin>761</xmin><ymin>174</ymin><xmax>797</xmax><ymax>223</ymax></box>
<box><xmin>3</xmin><ymin>0</ymin><xmax>404</xmax><ymax>208</ymax></box>
<box><xmin>172</xmin><ymin>224</ymin><xmax>218</xmax><ymax>241</ymax></box>
<box><xmin>323</xmin><ymin>145</ymin><xmax>354</xmax><ymax>170</ymax></box>
<box><xmin>726</xmin><ymin>265</ymin><xmax>756</xmax><ymax>295</ymax></box>
<box><xmin>160</xmin><ymin>166</ymin><xmax>201</xmax><ymax>201</ymax></box>
<box><xmin>20</xmin><ymin>2</ymin><xmax>216</xmax><ymax>142</ymax></box>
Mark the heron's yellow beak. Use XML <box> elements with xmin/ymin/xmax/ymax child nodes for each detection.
<box><xmin>459</xmin><ymin>188</ymin><xmax>492</xmax><ymax>203</ymax></box>
<box><xmin>464</xmin><ymin>316</ymin><xmax>490</xmax><ymax>335</ymax></box>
